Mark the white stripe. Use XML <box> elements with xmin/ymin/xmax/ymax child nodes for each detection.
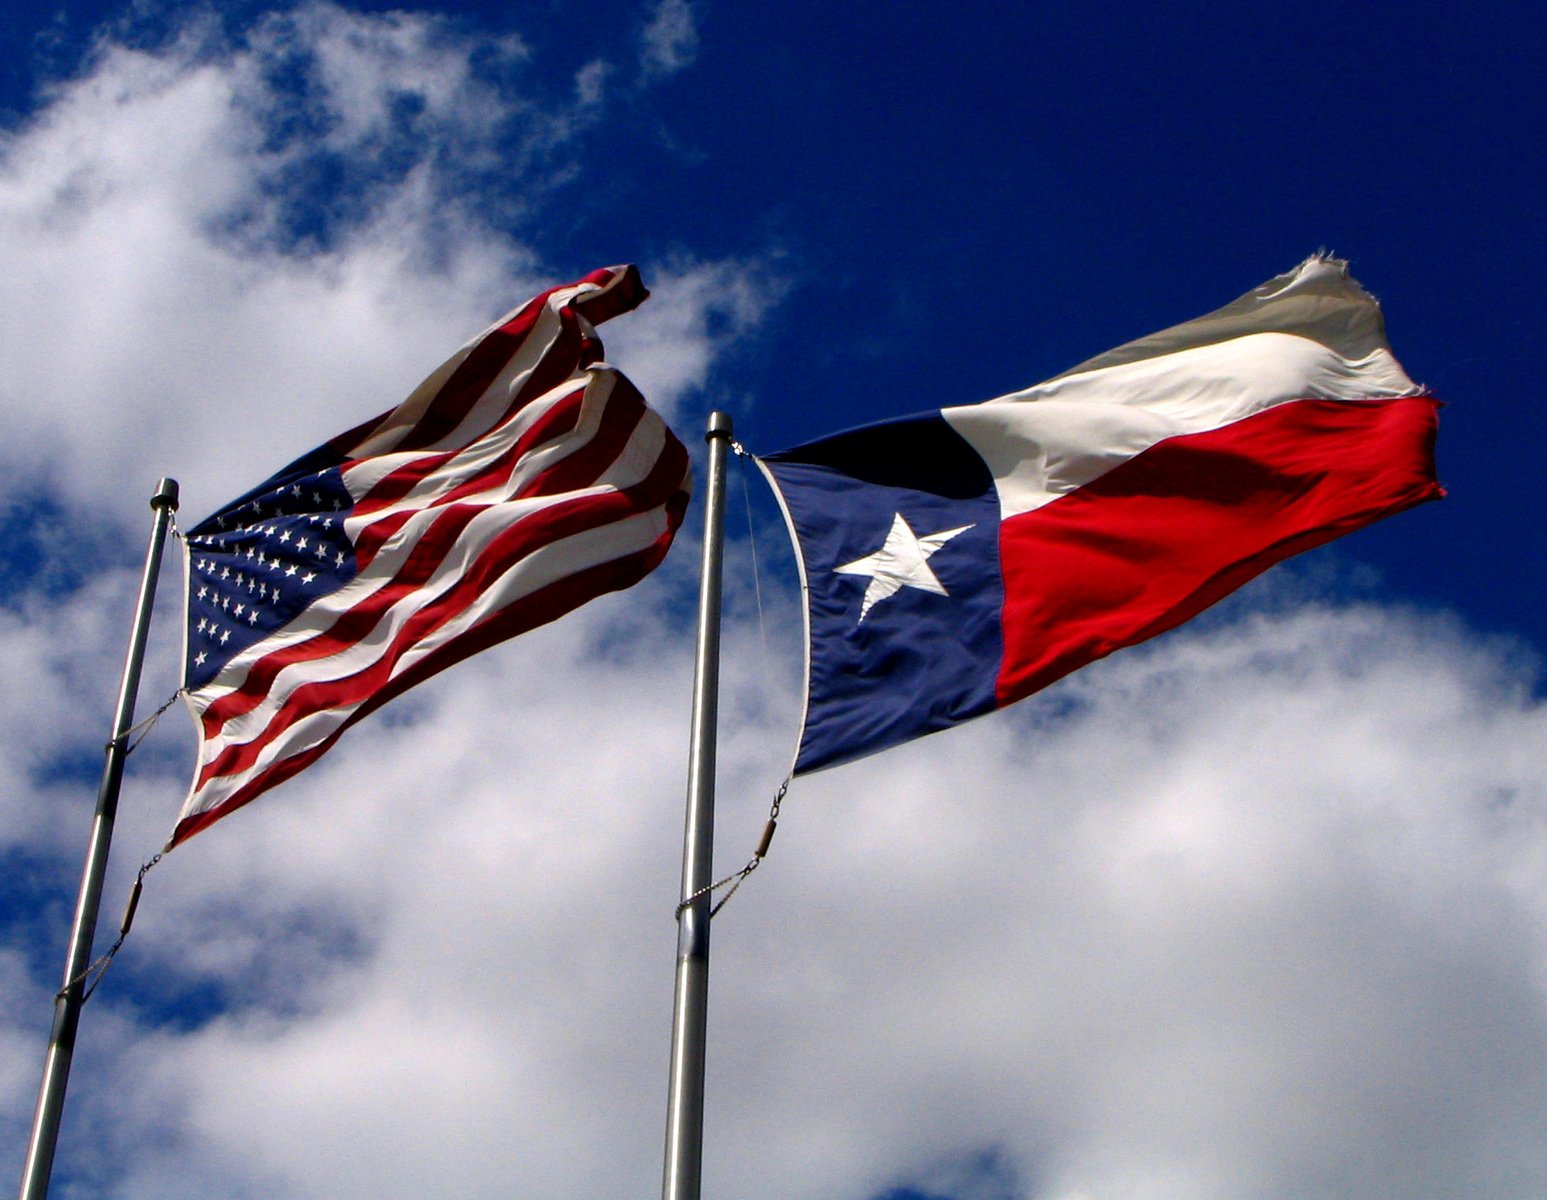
<box><xmin>389</xmin><ymin>500</ymin><xmax>675</xmax><ymax>679</ymax></box>
<box><xmin>198</xmin><ymin>371</ymin><xmax>647</xmax><ymax>708</ymax></box>
<box><xmin>202</xmin><ymin>485</ymin><xmax>623</xmax><ymax>756</ymax></box>
<box><xmin>415</xmin><ymin>302</ymin><xmax>571</xmax><ymax>455</ymax></box>
<box><xmin>944</xmin><ymin>258</ymin><xmax>1419</xmax><ymax>520</ymax></box>
<box><xmin>339</xmin><ymin>374</ymin><xmax>595</xmax><ymax>520</ymax></box>
<box><xmin>344</xmin><ymin>278</ymin><xmax>600</xmax><ymax>459</ymax></box>
<box><xmin>187</xmin><ymin>502</ymin><xmax>679</xmax><ymax>816</ymax></box>
<box><xmin>193</xmin><ymin>562</ymin><xmax>400</xmax><ymax>706</ymax></box>
<box><xmin>197</xmin><ymin>402</ymin><xmax>674</xmax><ymax>760</ymax></box>
<box><xmin>1050</xmin><ymin>255</ymin><xmax>1395</xmax><ymax>380</ymax></box>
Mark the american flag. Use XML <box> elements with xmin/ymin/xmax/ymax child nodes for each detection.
<box><xmin>173</xmin><ymin>266</ymin><xmax>691</xmax><ymax>848</ymax></box>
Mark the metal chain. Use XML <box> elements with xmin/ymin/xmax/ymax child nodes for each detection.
<box><xmin>60</xmin><ymin>852</ymin><xmax>164</xmax><ymax>1004</ymax></box>
<box><xmin>675</xmin><ymin>779</ymin><xmax>789</xmax><ymax>920</ymax></box>
<box><xmin>108</xmin><ymin>689</ymin><xmax>184</xmax><ymax>756</ymax></box>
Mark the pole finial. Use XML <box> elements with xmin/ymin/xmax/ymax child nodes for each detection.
<box><xmin>151</xmin><ymin>478</ymin><xmax>179</xmax><ymax>511</ymax></box>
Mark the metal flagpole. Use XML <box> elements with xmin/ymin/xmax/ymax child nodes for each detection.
<box><xmin>18</xmin><ymin>478</ymin><xmax>179</xmax><ymax>1200</ymax></box>
<box><xmin>662</xmin><ymin>412</ymin><xmax>732</xmax><ymax>1200</ymax></box>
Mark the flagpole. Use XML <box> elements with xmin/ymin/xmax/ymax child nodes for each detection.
<box><xmin>662</xmin><ymin>412</ymin><xmax>732</xmax><ymax>1200</ymax></box>
<box><xmin>18</xmin><ymin>478</ymin><xmax>179</xmax><ymax>1200</ymax></box>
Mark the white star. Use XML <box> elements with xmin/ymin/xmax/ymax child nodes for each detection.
<box><xmin>194</xmin><ymin>651</ymin><xmax>206</xmax><ymax>666</ymax></box>
<box><xmin>835</xmin><ymin>512</ymin><xmax>972</xmax><ymax>622</ymax></box>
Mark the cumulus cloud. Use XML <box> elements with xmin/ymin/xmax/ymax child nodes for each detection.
<box><xmin>702</xmin><ymin>600</ymin><xmax>1547</xmax><ymax>1200</ymax></box>
<box><xmin>0</xmin><ymin>9</ymin><xmax>518</xmax><ymax>522</ymax></box>
<box><xmin>607</xmin><ymin>255</ymin><xmax>783</xmax><ymax>409</ymax></box>
<box><xmin>0</xmin><ymin>3</ymin><xmax>766</xmax><ymax>1194</ymax></box>
<box><xmin>4</xmin><ymin>6</ymin><xmax>1547</xmax><ymax>1200</ymax></box>
<box><xmin>0</xmin><ymin>1</ymin><xmax>744</xmax><ymax>530</ymax></box>
<box><xmin>18</xmin><ymin>574</ymin><xmax>1547</xmax><ymax>1200</ymax></box>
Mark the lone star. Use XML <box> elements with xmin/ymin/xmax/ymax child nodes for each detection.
<box><xmin>836</xmin><ymin>512</ymin><xmax>971</xmax><ymax>622</ymax></box>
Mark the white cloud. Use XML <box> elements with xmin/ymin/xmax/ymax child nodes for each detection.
<box><xmin>14</xmin><ymin>586</ymin><xmax>1545</xmax><ymax>1200</ymax></box>
<box><xmin>0</xmin><ymin>1</ymin><xmax>750</xmax><ymax>533</ymax></box>
<box><xmin>0</xmin><ymin>13</ymin><xmax>524</xmax><ymax>525</ymax></box>
<box><xmin>607</xmin><ymin>255</ymin><xmax>782</xmax><ymax>415</ymax></box>
<box><xmin>4</xmin><ymin>6</ymin><xmax>1547</xmax><ymax>1200</ymax></box>
<box><xmin>697</xmin><ymin>601</ymin><xmax>1547</xmax><ymax>1200</ymax></box>
<box><xmin>640</xmin><ymin>0</ymin><xmax>700</xmax><ymax>81</ymax></box>
<box><xmin>574</xmin><ymin>58</ymin><xmax>612</xmax><ymax>109</ymax></box>
<box><xmin>0</xmin><ymin>5</ymin><xmax>767</xmax><ymax>1194</ymax></box>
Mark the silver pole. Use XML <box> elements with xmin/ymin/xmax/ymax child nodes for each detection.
<box><xmin>662</xmin><ymin>412</ymin><xmax>732</xmax><ymax>1200</ymax></box>
<box><xmin>18</xmin><ymin>478</ymin><xmax>179</xmax><ymax>1200</ymax></box>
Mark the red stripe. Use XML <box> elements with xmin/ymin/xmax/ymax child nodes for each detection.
<box><xmin>196</xmin><ymin>486</ymin><xmax>684</xmax><ymax>787</ymax></box>
<box><xmin>209</xmin><ymin>382</ymin><xmax>661</xmax><ymax>724</ymax></box>
<box><xmin>196</xmin><ymin>436</ymin><xmax>691</xmax><ymax>782</ymax></box>
<box><xmin>994</xmin><ymin>395</ymin><xmax>1444</xmax><ymax>706</ymax></box>
<box><xmin>517</xmin><ymin>378</ymin><xmax>645</xmax><ymax>500</ymax></box>
<box><xmin>348</xmin><ymin>383</ymin><xmax>590</xmax><ymax>565</ymax></box>
<box><xmin>353</xmin><ymin>379</ymin><xmax>589</xmax><ymax>519</ymax></box>
<box><xmin>570</xmin><ymin>264</ymin><xmax>649</xmax><ymax>327</ymax></box>
<box><xmin>376</xmin><ymin>267</ymin><xmax>637</xmax><ymax>456</ymax></box>
<box><xmin>381</xmin><ymin>292</ymin><xmax>549</xmax><ymax>454</ymax></box>
<box><xmin>171</xmin><ymin>502</ymin><xmax>685</xmax><ymax>850</ymax></box>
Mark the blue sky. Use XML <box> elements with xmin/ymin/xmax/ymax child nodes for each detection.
<box><xmin>1</xmin><ymin>2</ymin><xmax>1544</xmax><ymax>1198</ymax></box>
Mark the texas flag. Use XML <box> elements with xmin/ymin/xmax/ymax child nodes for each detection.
<box><xmin>759</xmin><ymin>256</ymin><xmax>1443</xmax><ymax>774</ymax></box>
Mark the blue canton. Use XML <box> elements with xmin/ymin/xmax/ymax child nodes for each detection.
<box><xmin>763</xmin><ymin>411</ymin><xmax>1004</xmax><ymax>773</ymax></box>
<box><xmin>184</xmin><ymin>465</ymin><xmax>359</xmax><ymax>690</ymax></box>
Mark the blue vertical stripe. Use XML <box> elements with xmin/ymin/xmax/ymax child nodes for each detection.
<box><xmin>764</xmin><ymin>412</ymin><xmax>1004</xmax><ymax>772</ymax></box>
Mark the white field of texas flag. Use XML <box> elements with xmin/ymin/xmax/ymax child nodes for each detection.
<box><xmin>174</xmin><ymin>266</ymin><xmax>691</xmax><ymax>848</ymax></box>
<box><xmin>761</xmin><ymin>255</ymin><xmax>1443</xmax><ymax>773</ymax></box>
